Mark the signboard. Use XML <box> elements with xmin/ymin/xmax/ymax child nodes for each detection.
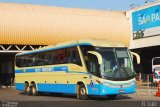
<box><xmin>132</xmin><ymin>5</ymin><xmax>160</xmax><ymax>39</ymax></box>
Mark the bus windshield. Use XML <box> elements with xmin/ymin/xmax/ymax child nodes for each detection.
<box><xmin>96</xmin><ymin>48</ymin><xmax>135</xmax><ymax>81</ymax></box>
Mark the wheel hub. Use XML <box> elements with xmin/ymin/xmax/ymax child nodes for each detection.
<box><xmin>80</xmin><ymin>88</ymin><xmax>86</xmax><ymax>95</ymax></box>
<box><xmin>26</xmin><ymin>86</ymin><xmax>30</xmax><ymax>92</ymax></box>
<box><xmin>32</xmin><ymin>87</ymin><xmax>36</xmax><ymax>94</ymax></box>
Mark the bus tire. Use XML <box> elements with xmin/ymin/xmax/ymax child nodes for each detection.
<box><xmin>24</xmin><ymin>84</ymin><xmax>31</xmax><ymax>95</ymax></box>
<box><xmin>24</xmin><ymin>84</ymin><xmax>28</xmax><ymax>95</ymax></box>
<box><xmin>31</xmin><ymin>84</ymin><xmax>38</xmax><ymax>96</ymax></box>
<box><xmin>107</xmin><ymin>95</ymin><xmax>117</xmax><ymax>100</ymax></box>
<box><xmin>78</xmin><ymin>84</ymin><xmax>88</xmax><ymax>100</ymax></box>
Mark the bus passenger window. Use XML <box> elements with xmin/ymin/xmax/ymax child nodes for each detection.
<box><xmin>58</xmin><ymin>49</ymin><xmax>66</xmax><ymax>64</ymax></box>
<box><xmin>59</xmin><ymin>53</ymin><xmax>64</xmax><ymax>63</ymax></box>
<box><xmin>67</xmin><ymin>48</ymin><xmax>71</xmax><ymax>63</ymax></box>
<box><xmin>23</xmin><ymin>55</ymin><xmax>31</xmax><ymax>67</ymax></box>
<box><xmin>63</xmin><ymin>49</ymin><xmax>67</xmax><ymax>63</ymax></box>
<box><xmin>70</xmin><ymin>47</ymin><xmax>82</xmax><ymax>66</ymax></box>
<box><xmin>28</xmin><ymin>55</ymin><xmax>35</xmax><ymax>67</ymax></box>
<box><xmin>72</xmin><ymin>50</ymin><xmax>77</xmax><ymax>63</ymax></box>
<box><xmin>44</xmin><ymin>53</ymin><xmax>49</xmax><ymax>65</ymax></box>
<box><xmin>36</xmin><ymin>54</ymin><xmax>45</xmax><ymax>66</ymax></box>
<box><xmin>53</xmin><ymin>52</ymin><xmax>58</xmax><ymax>64</ymax></box>
<box><xmin>23</xmin><ymin>57</ymin><xmax>27</xmax><ymax>67</ymax></box>
<box><xmin>48</xmin><ymin>53</ymin><xmax>53</xmax><ymax>65</ymax></box>
<box><xmin>16</xmin><ymin>56</ymin><xmax>25</xmax><ymax>67</ymax></box>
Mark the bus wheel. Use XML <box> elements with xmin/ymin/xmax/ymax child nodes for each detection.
<box><xmin>24</xmin><ymin>84</ymin><xmax>31</xmax><ymax>95</ymax></box>
<box><xmin>107</xmin><ymin>95</ymin><xmax>117</xmax><ymax>100</ymax></box>
<box><xmin>31</xmin><ymin>84</ymin><xmax>38</xmax><ymax>96</ymax></box>
<box><xmin>24</xmin><ymin>84</ymin><xmax>28</xmax><ymax>95</ymax></box>
<box><xmin>78</xmin><ymin>84</ymin><xmax>88</xmax><ymax>100</ymax></box>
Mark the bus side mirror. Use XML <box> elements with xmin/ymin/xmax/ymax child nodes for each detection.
<box><xmin>130</xmin><ymin>51</ymin><xmax>140</xmax><ymax>64</ymax></box>
<box><xmin>87</xmin><ymin>51</ymin><xmax>103</xmax><ymax>64</ymax></box>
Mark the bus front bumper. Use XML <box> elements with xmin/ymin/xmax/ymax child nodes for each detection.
<box><xmin>87</xmin><ymin>83</ymin><xmax>136</xmax><ymax>96</ymax></box>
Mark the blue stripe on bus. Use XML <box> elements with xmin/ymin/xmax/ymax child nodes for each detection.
<box><xmin>15</xmin><ymin>69</ymin><xmax>88</xmax><ymax>74</ymax></box>
<box><xmin>16</xmin><ymin>43</ymin><xmax>92</xmax><ymax>56</ymax></box>
<box><xmin>53</xmin><ymin>66</ymin><xmax>68</xmax><ymax>72</ymax></box>
<box><xmin>15</xmin><ymin>70</ymin><xmax>24</xmax><ymax>73</ymax></box>
<box><xmin>15</xmin><ymin>83</ymin><xmax>24</xmax><ymax>91</ymax></box>
<box><xmin>15</xmin><ymin>66</ymin><xmax>69</xmax><ymax>73</ymax></box>
<box><xmin>15</xmin><ymin>66</ymin><xmax>88</xmax><ymax>74</ymax></box>
<box><xmin>15</xmin><ymin>83</ymin><xmax>136</xmax><ymax>95</ymax></box>
<box><xmin>67</xmin><ymin>71</ymin><xmax>88</xmax><ymax>74</ymax></box>
<box><xmin>26</xmin><ymin>69</ymin><xmax>35</xmax><ymax>73</ymax></box>
<box><xmin>37</xmin><ymin>84</ymin><xmax>76</xmax><ymax>94</ymax></box>
<box><xmin>15</xmin><ymin>83</ymin><xmax>76</xmax><ymax>94</ymax></box>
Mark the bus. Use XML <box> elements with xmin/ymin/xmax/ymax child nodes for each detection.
<box><xmin>15</xmin><ymin>39</ymin><xmax>139</xmax><ymax>100</ymax></box>
<box><xmin>152</xmin><ymin>57</ymin><xmax>160</xmax><ymax>84</ymax></box>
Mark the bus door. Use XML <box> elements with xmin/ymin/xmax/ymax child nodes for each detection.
<box><xmin>87</xmin><ymin>53</ymin><xmax>100</xmax><ymax>78</ymax></box>
<box><xmin>86</xmin><ymin>53</ymin><xmax>101</xmax><ymax>94</ymax></box>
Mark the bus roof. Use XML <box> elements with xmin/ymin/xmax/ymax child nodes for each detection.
<box><xmin>16</xmin><ymin>39</ymin><xmax>126</xmax><ymax>56</ymax></box>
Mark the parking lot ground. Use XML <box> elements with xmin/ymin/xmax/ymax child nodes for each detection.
<box><xmin>0</xmin><ymin>87</ymin><xmax>160</xmax><ymax>107</ymax></box>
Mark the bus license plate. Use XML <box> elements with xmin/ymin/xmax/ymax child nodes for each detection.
<box><xmin>119</xmin><ymin>90</ymin><xmax>125</xmax><ymax>93</ymax></box>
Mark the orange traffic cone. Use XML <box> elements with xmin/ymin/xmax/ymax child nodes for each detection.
<box><xmin>156</xmin><ymin>81</ymin><xmax>160</xmax><ymax>97</ymax></box>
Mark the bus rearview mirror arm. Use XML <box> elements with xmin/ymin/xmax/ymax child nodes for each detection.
<box><xmin>130</xmin><ymin>51</ymin><xmax>140</xmax><ymax>64</ymax></box>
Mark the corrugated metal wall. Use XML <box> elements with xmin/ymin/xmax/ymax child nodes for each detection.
<box><xmin>0</xmin><ymin>3</ymin><xmax>131</xmax><ymax>46</ymax></box>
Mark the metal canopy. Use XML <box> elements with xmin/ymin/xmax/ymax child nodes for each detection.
<box><xmin>0</xmin><ymin>45</ymin><xmax>46</xmax><ymax>53</ymax></box>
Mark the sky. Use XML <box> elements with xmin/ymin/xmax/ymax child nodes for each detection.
<box><xmin>0</xmin><ymin>0</ymin><xmax>157</xmax><ymax>11</ymax></box>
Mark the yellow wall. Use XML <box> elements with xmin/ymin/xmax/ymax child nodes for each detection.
<box><xmin>0</xmin><ymin>3</ymin><xmax>131</xmax><ymax>46</ymax></box>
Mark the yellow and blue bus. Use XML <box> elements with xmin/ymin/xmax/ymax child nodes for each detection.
<box><xmin>15</xmin><ymin>39</ymin><xmax>137</xmax><ymax>100</ymax></box>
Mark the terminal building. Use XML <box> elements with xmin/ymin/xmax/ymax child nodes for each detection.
<box><xmin>0</xmin><ymin>2</ymin><xmax>160</xmax><ymax>86</ymax></box>
<box><xmin>127</xmin><ymin>1</ymin><xmax>160</xmax><ymax>74</ymax></box>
